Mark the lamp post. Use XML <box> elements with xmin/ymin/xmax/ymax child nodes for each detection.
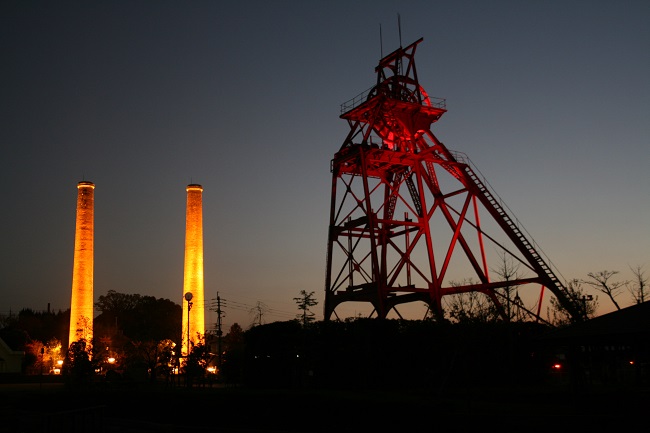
<box><xmin>184</xmin><ymin>292</ymin><xmax>193</xmax><ymax>388</ymax></box>
<box><xmin>184</xmin><ymin>292</ymin><xmax>193</xmax><ymax>356</ymax></box>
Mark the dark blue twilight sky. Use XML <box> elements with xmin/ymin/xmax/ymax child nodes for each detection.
<box><xmin>1</xmin><ymin>1</ymin><xmax>648</xmax><ymax>330</ymax></box>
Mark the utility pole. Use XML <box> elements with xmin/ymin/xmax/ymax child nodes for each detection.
<box><xmin>256</xmin><ymin>302</ymin><xmax>264</xmax><ymax>326</ymax></box>
<box><xmin>215</xmin><ymin>293</ymin><xmax>223</xmax><ymax>371</ymax></box>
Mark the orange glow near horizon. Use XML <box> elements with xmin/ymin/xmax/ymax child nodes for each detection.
<box><xmin>182</xmin><ymin>184</ymin><xmax>205</xmax><ymax>356</ymax></box>
<box><xmin>68</xmin><ymin>181</ymin><xmax>95</xmax><ymax>348</ymax></box>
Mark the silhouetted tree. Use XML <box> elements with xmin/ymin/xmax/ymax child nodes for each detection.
<box><xmin>94</xmin><ymin>290</ymin><xmax>182</xmax><ymax>343</ymax></box>
<box><xmin>441</xmin><ymin>278</ymin><xmax>498</xmax><ymax>324</ymax></box>
<box><xmin>130</xmin><ymin>296</ymin><xmax>182</xmax><ymax>341</ymax></box>
<box><xmin>492</xmin><ymin>252</ymin><xmax>523</xmax><ymax>321</ymax></box>
<box><xmin>548</xmin><ymin>279</ymin><xmax>597</xmax><ymax>325</ymax></box>
<box><xmin>293</xmin><ymin>290</ymin><xmax>318</xmax><ymax>326</ymax></box>
<box><xmin>155</xmin><ymin>339</ymin><xmax>177</xmax><ymax>384</ymax></box>
<box><xmin>185</xmin><ymin>342</ymin><xmax>211</xmax><ymax>387</ymax></box>
<box><xmin>249</xmin><ymin>302</ymin><xmax>268</xmax><ymax>327</ymax></box>
<box><xmin>23</xmin><ymin>339</ymin><xmax>64</xmax><ymax>375</ymax></box>
<box><xmin>62</xmin><ymin>339</ymin><xmax>96</xmax><ymax>388</ymax></box>
<box><xmin>121</xmin><ymin>340</ymin><xmax>160</xmax><ymax>383</ymax></box>
<box><xmin>13</xmin><ymin>308</ymin><xmax>69</xmax><ymax>345</ymax></box>
<box><xmin>92</xmin><ymin>291</ymin><xmax>183</xmax><ymax>385</ymax></box>
<box><xmin>582</xmin><ymin>270</ymin><xmax>627</xmax><ymax>311</ymax></box>
<box><xmin>627</xmin><ymin>264</ymin><xmax>648</xmax><ymax>304</ymax></box>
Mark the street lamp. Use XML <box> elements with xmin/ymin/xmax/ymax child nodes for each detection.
<box><xmin>184</xmin><ymin>292</ymin><xmax>193</xmax><ymax>356</ymax></box>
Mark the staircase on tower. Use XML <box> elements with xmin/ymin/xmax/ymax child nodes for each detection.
<box><xmin>324</xmin><ymin>37</ymin><xmax>584</xmax><ymax>324</ymax></box>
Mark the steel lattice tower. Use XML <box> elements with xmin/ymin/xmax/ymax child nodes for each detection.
<box><xmin>324</xmin><ymin>38</ymin><xmax>583</xmax><ymax>323</ymax></box>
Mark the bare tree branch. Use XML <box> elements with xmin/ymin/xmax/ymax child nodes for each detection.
<box><xmin>582</xmin><ymin>270</ymin><xmax>627</xmax><ymax>311</ymax></box>
<box><xmin>627</xmin><ymin>264</ymin><xmax>648</xmax><ymax>304</ymax></box>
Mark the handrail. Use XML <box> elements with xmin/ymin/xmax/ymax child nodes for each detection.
<box><xmin>340</xmin><ymin>86</ymin><xmax>374</xmax><ymax>114</ymax></box>
<box><xmin>450</xmin><ymin>150</ymin><xmax>570</xmax><ymax>287</ymax></box>
<box><xmin>340</xmin><ymin>85</ymin><xmax>447</xmax><ymax>114</ymax></box>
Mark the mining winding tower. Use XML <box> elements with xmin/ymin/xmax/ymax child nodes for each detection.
<box><xmin>324</xmin><ymin>38</ymin><xmax>583</xmax><ymax>323</ymax></box>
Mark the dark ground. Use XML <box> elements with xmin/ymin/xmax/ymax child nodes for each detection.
<box><xmin>0</xmin><ymin>377</ymin><xmax>647</xmax><ymax>433</ymax></box>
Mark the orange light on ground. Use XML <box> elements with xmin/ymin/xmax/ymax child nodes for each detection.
<box><xmin>182</xmin><ymin>184</ymin><xmax>205</xmax><ymax>356</ymax></box>
<box><xmin>552</xmin><ymin>363</ymin><xmax>562</xmax><ymax>370</ymax></box>
<box><xmin>68</xmin><ymin>181</ymin><xmax>95</xmax><ymax>349</ymax></box>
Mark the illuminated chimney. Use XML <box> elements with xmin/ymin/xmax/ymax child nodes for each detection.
<box><xmin>182</xmin><ymin>184</ymin><xmax>205</xmax><ymax>356</ymax></box>
<box><xmin>68</xmin><ymin>181</ymin><xmax>95</xmax><ymax>348</ymax></box>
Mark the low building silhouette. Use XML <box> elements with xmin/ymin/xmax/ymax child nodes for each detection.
<box><xmin>0</xmin><ymin>337</ymin><xmax>24</xmax><ymax>374</ymax></box>
<box><xmin>538</xmin><ymin>301</ymin><xmax>650</xmax><ymax>388</ymax></box>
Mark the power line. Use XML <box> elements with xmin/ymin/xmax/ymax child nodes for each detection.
<box><xmin>208</xmin><ymin>297</ymin><xmax>296</xmax><ymax>320</ymax></box>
